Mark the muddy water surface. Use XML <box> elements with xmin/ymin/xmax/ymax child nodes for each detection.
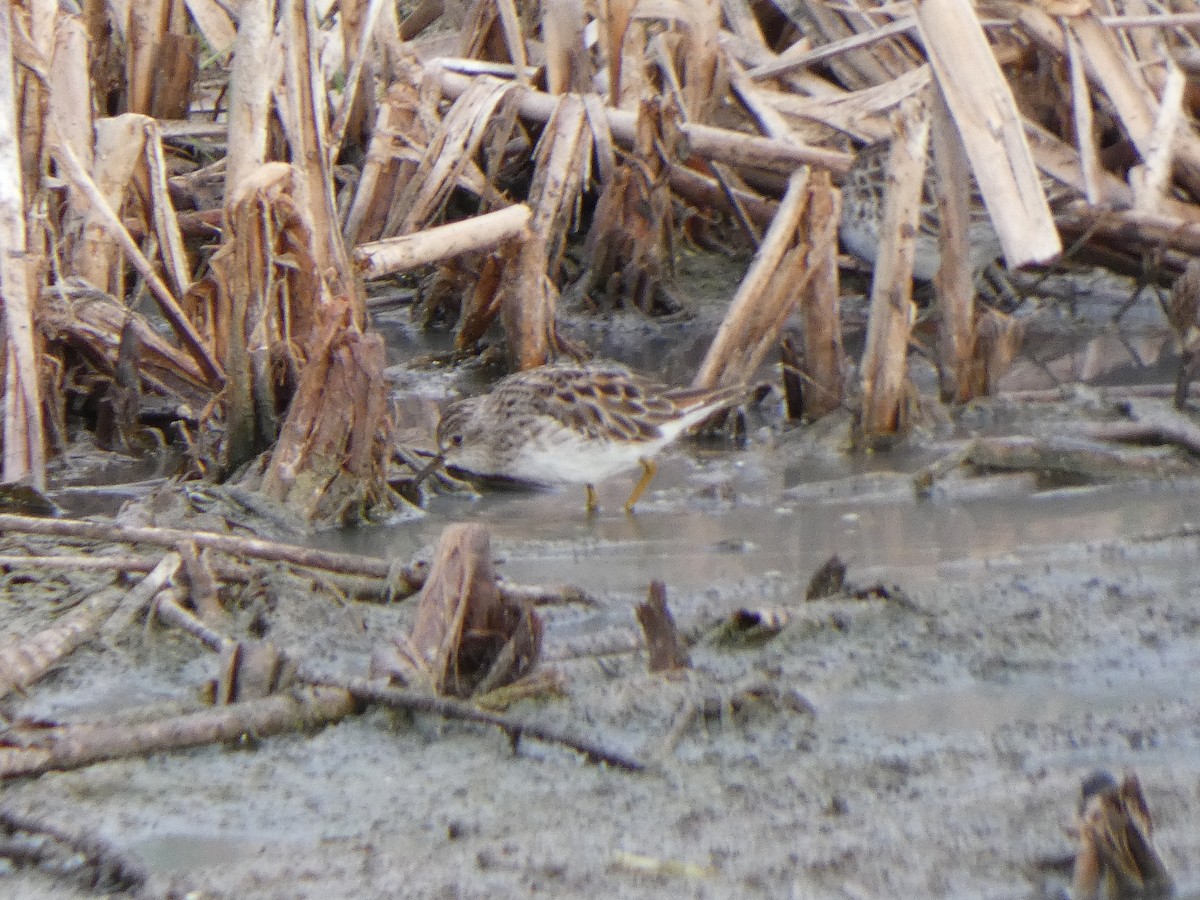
<box><xmin>8</xmin><ymin>272</ymin><xmax>1200</xmax><ymax>896</ymax></box>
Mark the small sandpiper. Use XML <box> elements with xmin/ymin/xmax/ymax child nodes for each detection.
<box><xmin>839</xmin><ymin>140</ymin><xmax>1008</xmax><ymax>282</ymax></box>
<box><xmin>434</xmin><ymin>363</ymin><xmax>744</xmax><ymax>512</ymax></box>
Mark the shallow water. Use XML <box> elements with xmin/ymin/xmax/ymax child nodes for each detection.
<box><xmin>321</xmin><ymin>444</ymin><xmax>1199</xmax><ymax>596</ymax></box>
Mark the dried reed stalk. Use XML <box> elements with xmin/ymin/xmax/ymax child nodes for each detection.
<box><xmin>501</xmin><ymin>93</ymin><xmax>591</xmax><ymax>366</ymax></box>
<box><xmin>0</xmin><ymin>6</ymin><xmax>45</xmax><ymax>488</ymax></box>
<box><xmin>371</xmin><ymin>523</ymin><xmax>542</xmax><ymax>697</ymax></box>
<box><xmin>185</xmin><ymin>0</ymin><xmax>236</xmax><ymax>55</ymax></box>
<box><xmin>341</xmin><ymin>78</ymin><xmax>429</xmax><ymax>246</ymax></box>
<box><xmin>797</xmin><ymin>171</ymin><xmax>845</xmax><ymax>418</ymax></box>
<box><xmin>915</xmin><ymin>0</ymin><xmax>1061</xmax><ymax>270</ymax></box>
<box><xmin>694</xmin><ymin>169</ymin><xmax>812</xmax><ymax>390</ymax></box>
<box><xmin>223</xmin><ymin>0</ymin><xmax>274</xmax><ymax>200</ymax></box>
<box><xmin>248</xmin><ymin>305</ymin><xmax>397</xmax><ymax>528</ymax></box>
<box><xmin>0</xmin><ymin>552</ymin><xmax>178</xmax><ymax>699</ymax></box>
<box><xmin>542</xmin><ymin>0</ymin><xmax>590</xmax><ymax>95</ymax></box>
<box><xmin>930</xmin><ymin>91</ymin><xmax>976</xmax><ymax>403</ymax></box>
<box><xmin>127</xmin><ymin>0</ymin><xmax>168</xmax><ymax>115</ymax></box>
<box><xmin>858</xmin><ymin>101</ymin><xmax>928</xmax><ymax>443</ymax></box>
<box><xmin>636</xmin><ymin>580</ymin><xmax>690</xmax><ymax>673</ymax></box>
<box><xmin>437</xmin><ymin>70</ymin><xmax>853</xmax><ymax>175</ymax></box>
<box><xmin>385</xmin><ymin>76</ymin><xmax>521</xmax><ymax>237</ymax></box>
<box><xmin>277</xmin><ymin>0</ymin><xmax>364</xmax><ymax>324</ymax></box>
<box><xmin>354</xmin><ymin>203</ymin><xmax>531</xmax><ymax>279</ymax></box>
<box><xmin>583</xmin><ymin>97</ymin><xmax>676</xmax><ymax>314</ymax></box>
<box><xmin>40</xmin><ymin>281</ymin><xmax>214</xmax><ymax>414</ymax></box>
<box><xmin>50</xmin><ymin>135</ymin><xmax>222</xmax><ymax>384</ymax></box>
<box><xmin>68</xmin><ymin>116</ymin><xmax>145</xmax><ymax>292</ymax></box>
<box><xmin>0</xmin><ymin>512</ymin><xmax>422</xmax><ymax>585</ymax></box>
<box><xmin>0</xmin><ymin>586</ymin><xmax>121</xmax><ymax>701</ymax></box>
<box><xmin>0</xmin><ymin>687</ymin><xmax>356</xmax><ymax>779</ymax></box>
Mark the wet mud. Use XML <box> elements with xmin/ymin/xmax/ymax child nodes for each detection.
<box><xmin>4</xmin><ymin>265</ymin><xmax>1200</xmax><ymax>898</ymax></box>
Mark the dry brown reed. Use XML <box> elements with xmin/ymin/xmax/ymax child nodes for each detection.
<box><xmin>3</xmin><ymin>1</ymin><xmax>1198</xmax><ymax>490</ymax></box>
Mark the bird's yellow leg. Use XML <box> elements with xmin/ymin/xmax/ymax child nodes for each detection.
<box><xmin>623</xmin><ymin>458</ymin><xmax>657</xmax><ymax>513</ymax></box>
<box><xmin>585</xmin><ymin>483</ymin><xmax>599</xmax><ymax>514</ymax></box>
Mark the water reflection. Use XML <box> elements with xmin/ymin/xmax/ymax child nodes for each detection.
<box><xmin>319</xmin><ymin>447</ymin><xmax>1197</xmax><ymax>599</ymax></box>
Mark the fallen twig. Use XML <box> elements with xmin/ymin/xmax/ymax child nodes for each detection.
<box><xmin>0</xmin><ymin>588</ymin><xmax>116</xmax><ymax>700</ymax></box>
<box><xmin>0</xmin><ymin>551</ymin><xmax>232</xmax><ymax>577</ymax></box>
<box><xmin>0</xmin><ymin>514</ymin><xmax>587</xmax><ymax>606</ymax></box>
<box><xmin>99</xmin><ymin>553</ymin><xmax>181</xmax><ymax>643</ymax></box>
<box><xmin>0</xmin><ymin>513</ymin><xmax>412</xmax><ymax>582</ymax></box>
<box><xmin>437</xmin><ymin>70</ymin><xmax>853</xmax><ymax>176</ymax></box>
<box><xmin>0</xmin><ymin>554</ymin><xmax>182</xmax><ymax>699</ymax></box>
<box><xmin>154</xmin><ymin>591</ymin><xmax>233</xmax><ymax>653</ymax></box>
<box><xmin>495</xmin><ymin>580</ymin><xmax>595</xmax><ymax>607</ymax></box>
<box><xmin>322</xmin><ymin>674</ymin><xmax>644</xmax><ymax>772</ymax></box>
<box><xmin>0</xmin><ymin>686</ymin><xmax>357</xmax><ymax>779</ymax></box>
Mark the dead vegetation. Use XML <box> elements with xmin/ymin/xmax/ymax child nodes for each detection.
<box><xmin>5</xmin><ymin>0</ymin><xmax>1200</xmax><ymax>507</ymax></box>
<box><xmin>1</xmin><ymin>0</ymin><xmax>1199</xmax><ymax>892</ymax></box>
<box><xmin>370</xmin><ymin>522</ymin><xmax>543</xmax><ymax>697</ymax></box>
<box><xmin>1071</xmin><ymin>770</ymin><xmax>1173</xmax><ymax>900</ymax></box>
<box><xmin>0</xmin><ymin>512</ymin><xmax>628</xmax><ymax>783</ymax></box>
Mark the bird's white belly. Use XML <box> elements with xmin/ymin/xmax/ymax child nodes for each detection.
<box><xmin>506</xmin><ymin>429</ymin><xmax>667</xmax><ymax>485</ymax></box>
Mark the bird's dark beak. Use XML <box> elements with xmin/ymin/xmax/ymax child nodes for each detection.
<box><xmin>412</xmin><ymin>449</ymin><xmax>447</xmax><ymax>487</ymax></box>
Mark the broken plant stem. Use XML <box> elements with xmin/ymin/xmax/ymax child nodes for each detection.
<box><xmin>154</xmin><ymin>593</ymin><xmax>234</xmax><ymax>653</ymax></box>
<box><xmin>0</xmin><ymin>545</ymin><xmax>174</xmax><ymax>700</ymax></box>
<box><xmin>0</xmin><ymin>513</ymin><xmax>421</xmax><ymax>585</ymax></box>
<box><xmin>0</xmin><ymin>687</ymin><xmax>357</xmax><ymax>779</ymax></box>
<box><xmin>99</xmin><ymin>552</ymin><xmax>182</xmax><ymax>643</ymax></box>
<box><xmin>0</xmin><ymin>586</ymin><xmax>123</xmax><ymax>701</ymax></box>
<box><xmin>48</xmin><ymin>139</ymin><xmax>223</xmax><ymax>386</ymax></box>
<box><xmin>320</xmin><ymin>675</ymin><xmax>645</xmax><ymax>772</ymax></box>
<box><xmin>0</xmin><ymin>514</ymin><xmax>589</xmax><ymax>606</ymax></box>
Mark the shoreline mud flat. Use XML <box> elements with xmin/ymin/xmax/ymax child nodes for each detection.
<box><xmin>3</xmin><ymin>445</ymin><xmax>1198</xmax><ymax>899</ymax></box>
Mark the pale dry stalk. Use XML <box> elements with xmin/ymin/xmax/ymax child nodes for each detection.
<box><xmin>858</xmin><ymin>100</ymin><xmax>928</xmax><ymax>442</ymax></box>
<box><xmin>0</xmin><ymin>586</ymin><xmax>122</xmax><ymax>701</ymax></box>
<box><xmin>354</xmin><ymin>203</ymin><xmax>531</xmax><ymax>279</ymax></box>
<box><xmin>436</xmin><ymin>70</ymin><xmax>853</xmax><ymax>176</ymax></box>
<box><xmin>126</xmin><ymin>0</ymin><xmax>169</xmax><ymax>115</ymax></box>
<box><xmin>276</xmin><ymin>0</ymin><xmax>364</xmax><ymax>322</ymax></box>
<box><xmin>916</xmin><ymin>0</ymin><xmax>1061</xmax><ymax>270</ymax></box>
<box><xmin>636</xmin><ymin>580</ymin><xmax>690</xmax><ymax>673</ymax></box>
<box><xmin>0</xmin><ymin>5</ymin><xmax>45</xmax><ymax>488</ymax></box>
<box><xmin>206</xmin><ymin>162</ymin><xmax>328</xmax><ymax>472</ymax></box>
<box><xmin>694</xmin><ymin>168</ymin><xmax>811</xmax><ymax>390</ymax></box>
<box><xmin>798</xmin><ymin>171</ymin><xmax>845</xmax><ymax>418</ymax></box>
<box><xmin>930</xmin><ymin>89</ymin><xmax>975</xmax><ymax>403</ymax></box>
<box><xmin>223</xmin><ymin>0</ymin><xmax>275</xmax><ymax>201</ymax></box>
<box><xmin>39</xmin><ymin>282</ymin><xmax>214</xmax><ymax>413</ymax></box>
<box><xmin>341</xmin><ymin>77</ymin><xmax>429</xmax><ymax>245</ymax></box>
<box><xmin>0</xmin><ymin>687</ymin><xmax>356</xmax><ymax>779</ymax></box>
<box><xmin>384</xmin><ymin>76</ymin><xmax>520</xmax><ymax>237</ymax></box>
<box><xmin>371</xmin><ymin>523</ymin><xmax>542</xmax><ymax>697</ymax></box>
<box><xmin>68</xmin><ymin>115</ymin><xmax>145</xmax><ymax>292</ymax></box>
<box><xmin>542</xmin><ymin>0</ymin><xmax>590</xmax><ymax>95</ymax></box>
<box><xmin>503</xmin><ymin>93</ymin><xmax>591</xmax><ymax>366</ymax></box>
<box><xmin>251</xmin><ymin>304</ymin><xmax>396</xmax><ymax>527</ymax></box>
<box><xmin>50</xmin><ymin>137</ymin><xmax>223</xmax><ymax>384</ymax></box>
<box><xmin>0</xmin><ymin>550</ymin><xmax>176</xmax><ymax>700</ymax></box>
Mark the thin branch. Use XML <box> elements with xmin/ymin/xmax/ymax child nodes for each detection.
<box><xmin>320</xmin><ymin>675</ymin><xmax>645</xmax><ymax>772</ymax></box>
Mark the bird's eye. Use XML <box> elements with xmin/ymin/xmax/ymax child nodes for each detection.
<box><xmin>450</xmin><ymin>433</ymin><xmax>464</xmax><ymax>446</ymax></box>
